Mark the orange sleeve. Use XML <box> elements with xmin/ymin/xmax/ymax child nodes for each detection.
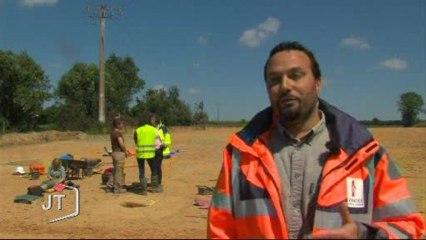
<box><xmin>372</xmin><ymin>150</ymin><xmax>425</xmax><ymax>239</ymax></box>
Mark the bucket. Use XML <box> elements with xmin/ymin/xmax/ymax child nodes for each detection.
<box><xmin>38</xmin><ymin>166</ymin><xmax>46</xmax><ymax>175</ymax></box>
<box><xmin>197</xmin><ymin>185</ymin><xmax>214</xmax><ymax>195</ymax></box>
<box><xmin>101</xmin><ymin>172</ymin><xmax>111</xmax><ymax>185</ymax></box>
<box><xmin>29</xmin><ymin>162</ymin><xmax>46</xmax><ymax>175</ymax></box>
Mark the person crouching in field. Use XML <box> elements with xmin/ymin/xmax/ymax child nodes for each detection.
<box><xmin>41</xmin><ymin>158</ymin><xmax>66</xmax><ymax>190</ymax></box>
<box><xmin>106</xmin><ymin>118</ymin><xmax>128</xmax><ymax>194</ymax></box>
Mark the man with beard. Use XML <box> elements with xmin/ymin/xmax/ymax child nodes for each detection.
<box><xmin>208</xmin><ymin>41</ymin><xmax>424</xmax><ymax>239</ymax></box>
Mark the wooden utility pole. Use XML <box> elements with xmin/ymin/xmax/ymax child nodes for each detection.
<box><xmin>86</xmin><ymin>4</ymin><xmax>122</xmax><ymax>123</ymax></box>
<box><xmin>98</xmin><ymin>4</ymin><xmax>107</xmax><ymax>123</ymax></box>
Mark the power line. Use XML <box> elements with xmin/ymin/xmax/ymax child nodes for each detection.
<box><xmin>86</xmin><ymin>4</ymin><xmax>122</xmax><ymax>123</ymax></box>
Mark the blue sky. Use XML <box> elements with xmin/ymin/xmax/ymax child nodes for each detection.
<box><xmin>0</xmin><ymin>0</ymin><xmax>425</xmax><ymax>121</ymax></box>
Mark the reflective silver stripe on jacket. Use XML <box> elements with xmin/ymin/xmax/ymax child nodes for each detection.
<box><xmin>231</xmin><ymin>148</ymin><xmax>277</xmax><ymax>218</ymax></box>
<box><xmin>137</xmin><ymin>144</ymin><xmax>156</xmax><ymax>153</ymax></box>
<box><xmin>314</xmin><ymin>208</ymin><xmax>372</xmax><ymax>229</ymax></box>
<box><xmin>386</xmin><ymin>223</ymin><xmax>412</xmax><ymax>239</ymax></box>
<box><xmin>211</xmin><ymin>191</ymin><xmax>232</xmax><ymax>211</ymax></box>
<box><xmin>373</xmin><ymin>198</ymin><xmax>418</xmax><ymax>222</ymax></box>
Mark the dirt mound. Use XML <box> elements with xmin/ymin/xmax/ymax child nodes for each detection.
<box><xmin>0</xmin><ymin>130</ymin><xmax>87</xmax><ymax>147</ymax></box>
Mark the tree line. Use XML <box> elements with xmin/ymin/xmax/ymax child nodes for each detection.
<box><xmin>359</xmin><ymin>92</ymin><xmax>425</xmax><ymax>128</ymax></box>
<box><xmin>0</xmin><ymin>49</ymin><xmax>424</xmax><ymax>133</ymax></box>
<box><xmin>0</xmin><ymin>50</ymin><xmax>208</xmax><ymax>133</ymax></box>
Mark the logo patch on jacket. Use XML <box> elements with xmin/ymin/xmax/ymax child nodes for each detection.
<box><xmin>346</xmin><ymin>177</ymin><xmax>364</xmax><ymax>208</ymax></box>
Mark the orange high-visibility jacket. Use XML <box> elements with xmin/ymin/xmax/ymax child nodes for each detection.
<box><xmin>208</xmin><ymin>100</ymin><xmax>425</xmax><ymax>239</ymax></box>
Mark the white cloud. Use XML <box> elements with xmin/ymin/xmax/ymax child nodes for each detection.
<box><xmin>379</xmin><ymin>58</ymin><xmax>408</xmax><ymax>70</ymax></box>
<box><xmin>188</xmin><ymin>88</ymin><xmax>200</xmax><ymax>96</ymax></box>
<box><xmin>21</xmin><ymin>0</ymin><xmax>58</xmax><ymax>7</ymax></box>
<box><xmin>239</xmin><ymin>17</ymin><xmax>281</xmax><ymax>48</ymax></box>
<box><xmin>340</xmin><ymin>36</ymin><xmax>371</xmax><ymax>50</ymax></box>
<box><xmin>198</xmin><ymin>35</ymin><xmax>209</xmax><ymax>45</ymax></box>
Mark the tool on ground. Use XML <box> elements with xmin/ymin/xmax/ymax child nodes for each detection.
<box><xmin>196</xmin><ymin>185</ymin><xmax>215</xmax><ymax>195</ymax></box>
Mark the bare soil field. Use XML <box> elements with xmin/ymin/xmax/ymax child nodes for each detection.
<box><xmin>0</xmin><ymin>127</ymin><xmax>424</xmax><ymax>239</ymax></box>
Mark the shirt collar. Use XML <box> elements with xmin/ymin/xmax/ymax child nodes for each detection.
<box><xmin>278</xmin><ymin>110</ymin><xmax>326</xmax><ymax>146</ymax></box>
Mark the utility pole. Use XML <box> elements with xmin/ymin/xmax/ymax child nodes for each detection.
<box><xmin>86</xmin><ymin>4</ymin><xmax>122</xmax><ymax>123</ymax></box>
<box><xmin>98</xmin><ymin>5</ymin><xmax>107</xmax><ymax>123</ymax></box>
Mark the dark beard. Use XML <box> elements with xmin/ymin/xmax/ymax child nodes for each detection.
<box><xmin>279</xmin><ymin>107</ymin><xmax>301</xmax><ymax>123</ymax></box>
<box><xmin>278</xmin><ymin>98</ymin><xmax>317</xmax><ymax>127</ymax></box>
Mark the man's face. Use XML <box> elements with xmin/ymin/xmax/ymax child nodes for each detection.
<box><xmin>265</xmin><ymin>50</ymin><xmax>321</xmax><ymax>124</ymax></box>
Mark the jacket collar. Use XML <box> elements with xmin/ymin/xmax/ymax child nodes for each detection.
<box><xmin>235</xmin><ymin>99</ymin><xmax>373</xmax><ymax>157</ymax></box>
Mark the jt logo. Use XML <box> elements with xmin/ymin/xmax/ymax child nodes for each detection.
<box><xmin>42</xmin><ymin>186</ymin><xmax>80</xmax><ymax>223</ymax></box>
<box><xmin>42</xmin><ymin>194</ymin><xmax>66</xmax><ymax>210</ymax></box>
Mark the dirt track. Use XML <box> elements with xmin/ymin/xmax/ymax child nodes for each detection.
<box><xmin>0</xmin><ymin>127</ymin><xmax>425</xmax><ymax>238</ymax></box>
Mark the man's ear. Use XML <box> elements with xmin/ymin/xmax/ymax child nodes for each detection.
<box><xmin>316</xmin><ymin>78</ymin><xmax>322</xmax><ymax>95</ymax></box>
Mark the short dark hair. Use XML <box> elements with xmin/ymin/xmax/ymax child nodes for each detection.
<box><xmin>263</xmin><ymin>41</ymin><xmax>322</xmax><ymax>81</ymax></box>
<box><xmin>112</xmin><ymin>118</ymin><xmax>123</xmax><ymax>128</ymax></box>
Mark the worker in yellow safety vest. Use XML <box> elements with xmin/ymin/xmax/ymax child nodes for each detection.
<box><xmin>155</xmin><ymin>121</ymin><xmax>172</xmax><ymax>192</ymax></box>
<box><xmin>133</xmin><ymin>114</ymin><xmax>158</xmax><ymax>195</ymax></box>
<box><xmin>157</xmin><ymin>121</ymin><xmax>172</xmax><ymax>159</ymax></box>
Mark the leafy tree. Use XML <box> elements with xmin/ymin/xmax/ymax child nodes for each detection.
<box><xmin>105</xmin><ymin>54</ymin><xmax>145</xmax><ymax>117</ymax></box>
<box><xmin>0</xmin><ymin>50</ymin><xmax>51</xmax><ymax>131</ymax></box>
<box><xmin>38</xmin><ymin>103</ymin><xmax>62</xmax><ymax>128</ymax></box>
<box><xmin>131</xmin><ymin>86</ymin><xmax>192</xmax><ymax>126</ymax></box>
<box><xmin>167</xmin><ymin>86</ymin><xmax>192</xmax><ymax>126</ymax></box>
<box><xmin>57</xmin><ymin>103</ymin><xmax>95</xmax><ymax>131</ymax></box>
<box><xmin>55</xmin><ymin>54</ymin><xmax>145</xmax><ymax>130</ymax></box>
<box><xmin>372</xmin><ymin>117</ymin><xmax>381</xmax><ymax>125</ymax></box>
<box><xmin>56</xmin><ymin>62</ymin><xmax>99</xmax><ymax>129</ymax></box>
<box><xmin>398</xmin><ymin>92</ymin><xmax>424</xmax><ymax>127</ymax></box>
<box><xmin>192</xmin><ymin>101</ymin><xmax>209</xmax><ymax>128</ymax></box>
<box><xmin>167</xmin><ymin>85</ymin><xmax>180</xmax><ymax>104</ymax></box>
<box><xmin>131</xmin><ymin>88</ymin><xmax>170</xmax><ymax>125</ymax></box>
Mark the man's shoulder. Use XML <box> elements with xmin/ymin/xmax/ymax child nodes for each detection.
<box><xmin>321</xmin><ymin>100</ymin><xmax>369</xmax><ymax>133</ymax></box>
<box><xmin>111</xmin><ymin>129</ymin><xmax>122</xmax><ymax>135</ymax></box>
<box><xmin>111</xmin><ymin>129</ymin><xmax>124</xmax><ymax>140</ymax></box>
<box><xmin>320</xmin><ymin>99</ymin><xmax>374</xmax><ymax>154</ymax></box>
<box><xmin>137</xmin><ymin>124</ymin><xmax>157</xmax><ymax>131</ymax></box>
<box><xmin>233</xmin><ymin>107</ymin><xmax>273</xmax><ymax>146</ymax></box>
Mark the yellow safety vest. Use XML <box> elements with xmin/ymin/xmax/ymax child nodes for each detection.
<box><xmin>164</xmin><ymin>133</ymin><xmax>172</xmax><ymax>156</ymax></box>
<box><xmin>135</xmin><ymin>124</ymin><xmax>157</xmax><ymax>159</ymax></box>
<box><xmin>158</xmin><ymin>125</ymin><xmax>172</xmax><ymax>157</ymax></box>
